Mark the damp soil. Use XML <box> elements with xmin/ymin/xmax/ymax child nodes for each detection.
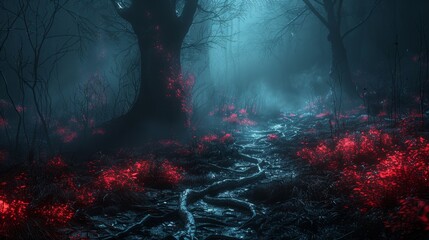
<box><xmin>61</xmin><ymin>113</ymin><xmax>402</xmax><ymax>240</ymax></box>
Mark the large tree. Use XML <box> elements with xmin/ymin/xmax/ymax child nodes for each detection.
<box><xmin>107</xmin><ymin>0</ymin><xmax>198</xmax><ymax>140</ymax></box>
<box><xmin>302</xmin><ymin>0</ymin><xmax>379</xmax><ymax>99</ymax></box>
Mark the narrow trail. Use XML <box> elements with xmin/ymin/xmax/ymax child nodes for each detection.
<box><xmin>82</xmin><ymin>116</ymin><xmax>306</xmax><ymax>240</ymax></box>
<box><xmin>175</xmin><ymin>117</ymin><xmax>302</xmax><ymax>239</ymax></box>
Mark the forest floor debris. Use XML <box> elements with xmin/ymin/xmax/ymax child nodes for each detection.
<box><xmin>0</xmin><ymin>111</ymin><xmax>429</xmax><ymax>239</ymax></box>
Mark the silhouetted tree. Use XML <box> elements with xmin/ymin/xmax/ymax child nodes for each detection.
<box><xmin>302</xmin><ymin>0</ymin><xmax>379</xmax><ymax>99</ymax></box>
<box><xmin>108</xmin><ymin>0</ymin><xmax>198</xmax><ymax>139</ymax></box>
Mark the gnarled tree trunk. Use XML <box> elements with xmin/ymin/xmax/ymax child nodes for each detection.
<box><xmin>106</xmin><ymin>0</ymin><xmax>198</xmax><ymax>142</ymax></box>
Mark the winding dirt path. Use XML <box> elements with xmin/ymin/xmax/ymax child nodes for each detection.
<box><xmin>77</xmin><ymin>117</ymin><xmax>303</xmax><ymax>240</ymax></box>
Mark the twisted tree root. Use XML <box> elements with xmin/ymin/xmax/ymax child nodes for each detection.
<box><xmin>238</xmin><ymin>152</ymin><xmax>260</xmax><ymax>164</ymax></box>
<box><xmin>179</xmin><ymin>170</ymin><xmax>266</xmax><ymax>239</ymax></box>
<box><xmin>100</xmin><ymin>211</ymin><xmax>178</xmax><ymax>240</ymax></box>
<box><xmin>206</xmin><ymin>163</ymin><xmax>259</xmax><ymax>175</ymax></box>
<box><xmin>203</xmin><ymin>196</ymin><xmax>256</xmax><ymax>226</ymax></box>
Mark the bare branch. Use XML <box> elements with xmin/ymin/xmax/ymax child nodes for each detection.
<box><xmin>273</xmin><ymin>7</ymin><xmax>308</xmax><ymax>40</ymax></box>
<box><xmin>341</xmin><ymin>0</ymin><xmax>380</xmax><ymax>40</ymax></box>
<box><xmin>302</xmin><ymin>0</ymin><xmax>329</xmax><ymax>27</ymax></box>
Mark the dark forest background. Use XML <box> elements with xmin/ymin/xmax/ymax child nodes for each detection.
<box><xmin>0</xmin><ymin>0</ymin><xmax>428</xmax><ymax>165</ymax></box>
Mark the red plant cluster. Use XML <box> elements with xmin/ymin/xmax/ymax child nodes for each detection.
<box><xmin>223</xmin><ymin>113</ymin><xmax>256</xmax><ymax>126</ymax></box>
<box><xmin>44</xmin><ymin>156</ymin><xmax>96</xmax><ymax>206</ymax></box>
<box><xmin>96</xmin><ymin>160</ymin><xmax>150</xmax><ymax>191</ymax></box>
<box><xmin>91</xmin><ymin>128</ymin><xmax>106</xmax><ymax>136</ymax></box>
<box><xmin>167</xmin><ymin>74</ymin><xmax>195</xmax><ymax>126</ymax></box>
<box><xmin>47</xmin><ymin>155</ymin><xmax>68</xmax><ymax>169</ymax></box>
<box><xmin>209</xmin><ymin>103</ymin><xmax>257</xmax><ymax>126</ymax></box>
<box><xmin>36</xmin><ymin>203</ymin><xmax>74</xmax><ymax>225</ymax></box>
<box><xmin>161</xmin><ymin>161</ymin><xmax>182</xmax><ymax>185</ymax></box>
<box><xmin>15</xmin><ymin>105</ymin><xmax>25</xmax><ymax>113</ymax></box>
<box><xmin>201</xmin><ymin>134</ymin><xmax>219</xmax><ymax>143</ymax></box>
<box><xmin>0</xmin><ymin>196</ymin><xmax>28</xmax><ymax>231</ymax></box>
<box><xmin>0</xmin><ymin>174</ymin><xmax>30</xmax><ymax>232</ymax></box>
<box><xmin>221</xmin><ymin>133</ymin><xmax>234</xmax><ymax>143</ymax></box>
<box><xmin>267</xmin><ymin>134</ymin><xmax>279</xmax><ymax>141</ymax></box>
<box><xmin>297</xmin><ymin>128</ymin><xmax>393</xmax><ymax>169</ymax></box>
<box><xmin>195</xmin><ymin>133</ymin><xmax>234</xmax><ymax>154</ymax></box>
<box><xmin>315</xmin><ymin>111</ymin><xmax>331</xmax><ymax>118</ymax></box>
<box><xmin>384</xmin><ymin>197</ymin><xmax>429</xmax><ymax>233</ymax></box>
<box><xmin>0</xmin><ymin>117</ymin><xmax>8</xmax><ymax>128</ymax></box>
<box><xmin>297</xmin><ymin>127</ymin><xmax>429</xmax><ymax>232</ymax></box>
<box><xmin>96</xmin><ymin>159</ymin><xmax>183</xmax><ymax>191</ymax></box>
<box><xmin>55</xmin><ymin>126</ymin><xmax>78</xmax><ymax>143</ymax></box>
<box><xmin>201</xmin><ymin>133</ymin><xmax>234</xmax><ymax>144</ymax></box>
<box><xmin>0</xmin><ymin>155</ymin><xmax>184</xmax><ymax>234</ymax></box>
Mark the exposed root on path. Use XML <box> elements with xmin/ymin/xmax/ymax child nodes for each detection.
<box><xmin>203</xmin><ymin>196</ymin><xmax>257</xmax><ymax>227</ymax></box>
<box><xmin>100</xmin><ymin>211</ymin><xmax>179</xmax><ymax>240</ymax></box>
<box><xmin>206</xmin><ymin>163</ymin><xmax>259</xmax><ymax>175</ymax></box>
<box><xmin>178</xmin><ymin>168</ymin><xmax>266</xmax><ymax>239</ymax></box>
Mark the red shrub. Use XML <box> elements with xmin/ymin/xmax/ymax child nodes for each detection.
<box><xmin>0</xmin><ymin>197</ymin><xmax>28</xmax><ymax>231</ymax></box>
<box><xmin>297</xmin><ymin>127</ymin><xmax>429</xmax><ymax>232</ymax></box>
<box><xmin>37</xmin><ymin>203</ymin><xmax>74</xmax><ymax>225</ymax></box>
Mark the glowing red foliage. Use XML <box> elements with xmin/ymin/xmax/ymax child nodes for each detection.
<box><xmin>74</xmin><ymin>187</ymin><xmax>96</xmax><ymax>206</ymax></box>
<box><xmin>10</xmin><ymin>173</ymin><xmax>29</xmax><ymax>196</ymax></box>
<box><xmin>384</xmin><ymin>198</ymin><xmax>429</xmax><ymax>233</ymax></box>
<box><xmin>297</xmin><ymin>142</ymin><xmax>332</xmax><ymax>165</ymax></box>
<box><xmin>0</xmin><ymin>117</ymin><xmax>7</xmax><ymax>127</ymax></box>
<box><xmin>239</xmin><ymin>108</ymin><xmax>247</xmax><ymax>115</ymax></box>
<box><xmin>227</xmin><ymin>104</ymin><xmax>235</xmax><ymax>111</ymax></box>
<box><xmin>220</xmin><ymin>133</ymin><xmax>234</xmax><ymax>143</ymax></box>
<box><xmin>15</xmin><ymin>105</ymin><xmax>25</xmax><ymax>113</ymax></box>
<box><xmin>159</xmin><ymin>139</ymin><xmax>182</xmax><ymax>147</ymax></box>
<box><xmin>315</xmin><ymin>111</ymin><xmax>331</xmax><ymax>118</ymax></box>
<box><xmin>240</xmin><ymin>118</ymin><xmax>256</xmax><ymax>126</ymax></box>
<box><xmin>223</xmin><ymin>113</ymin><xmax>239</xmax><ymax>124</ymax></box>
<box><xmin>37</xmin><ymin>203</ymin><xmax>74</xmax><ymax>225</ymax></box>
<box><xmin>298</xmin><ymin>128</ymin><xmax>429</xmax><ymax>232</ymax></box>
<box><xmin>47</xmin><ymin>155</ymin><xmax>68</xmax><ymax>169</ymax></box>
<box><xmin>167</xmin><ymin>74</ymin><xmax>194</xmax><ymax>126</ymax></box>
<box><xmin>267</xmin><ymin>134</ymin><xmax>279</xmax><ymax>141</ymax></box>
<box><xmin>56</xmin><ymin>127</ymin><xmax>78</xmax><ymax>143</ymax></box>
<box><xmin>195</xmin><ymin>133</ymin><xmax>234</xmax><ymax>154</ymax></box>
<box><xmin>196</xmin><ymin>142</ymin><xmax>206</xmax><ymax>155</ymax></box>
<box><xmin>201</xmin><ymin>135</ymin><xmax>219</xmax><ymax>143</ymax></box>
<box><xmin>377</xmin><ymin>111</ymin><xmax>388</xmax><ymax>117</ymax></box>
<box><xmin>97</xmin><ymin>162</ymin><xmax>146</xmax><ymax>192</ymax></box>
<box><xmin>0</xmin><ymin>196</ymin><xmax>28</xmax><ymax>231</ymax></box>
<box><xmin>91</xmin><ymin>128</ymin><xmax>105</xmax><ymax>135</ymax></box>
<box><xmin>222</xmin><ymin>113</ymin><xmax>256</xmax><ymax>126</ymax></box>
<box><xmin>335</xmin><ymin>136</ymin><xmax>357</xmax><ymax>161</ymax></box>
<box><xmin>96</xmin><ymin>159</ymin><xmax>182</xmax><ymax>191</ymax></box>
<box><xmin>161</xmin><ymin>161</ymin><xmax>182</xmax><ymax>185</ymax></box>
